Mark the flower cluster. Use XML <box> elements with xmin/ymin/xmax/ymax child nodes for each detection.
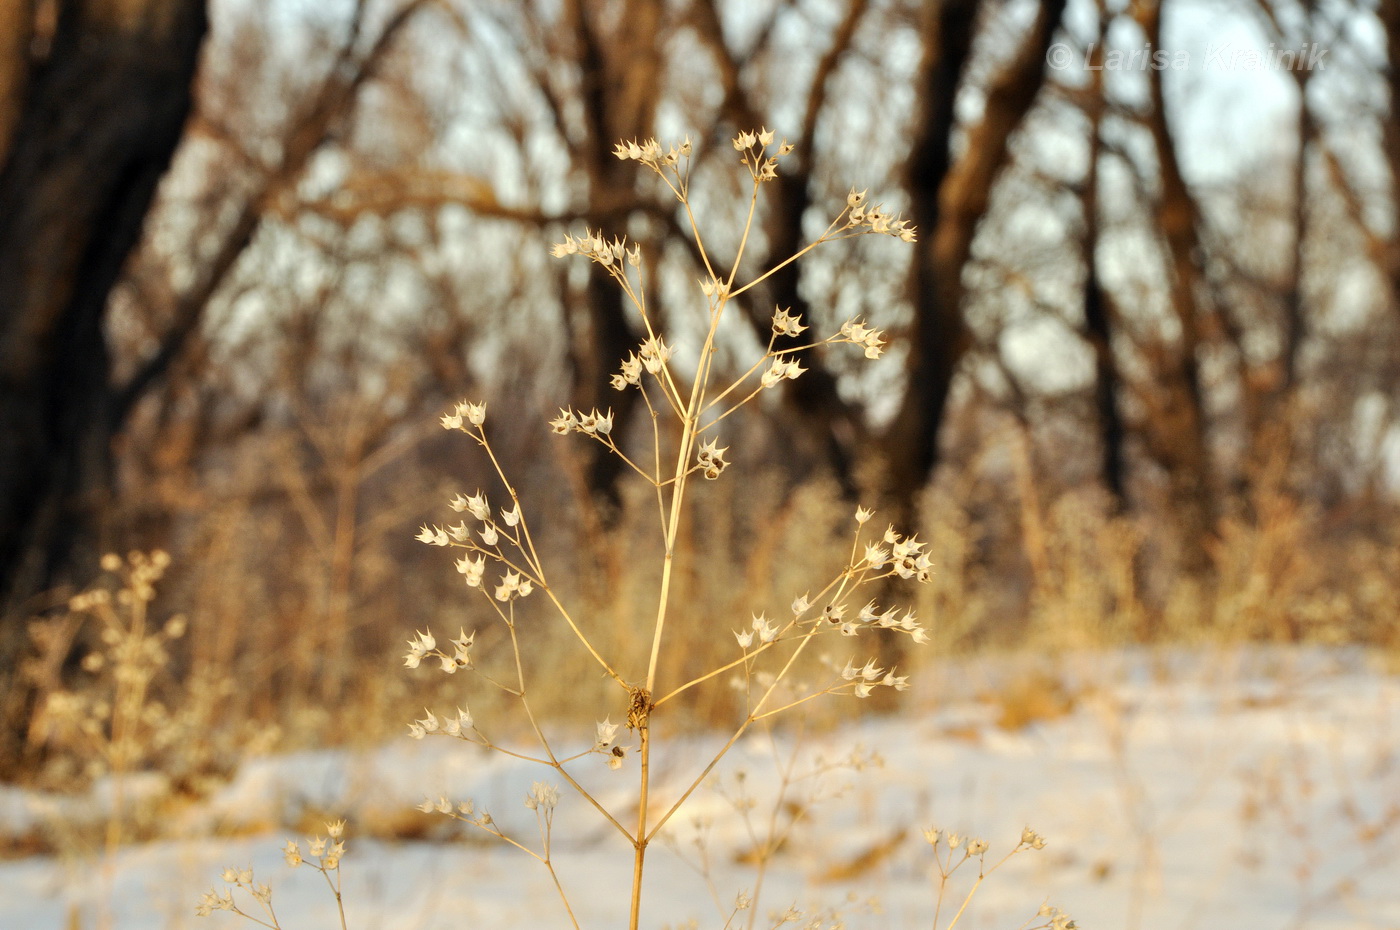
<box><xmin>771</xmin><ymin>306</ymin><xmax>807</xmax><ymax>337</ymax></box>
<box><xmin>414</xmin><ymin>478</ymin><xmax>541</xmax><ymax>621</ymax></box>
<box><xmin>733</xmin><ymin>613</ymin><xmax>779</xmax><ymax>649</ymax></box>
<box><xmin>197</xmin><ymin>822</ymin><xmax>346</xmax><ymax>921</ymax></box>
<box><xmin>639</xmin><ymin>336</ymin><xmax>673</xmax><ymax>373</ymax></box>
<box><xmin>417</xmin><ymin>795</ymin><xmax>495</xmax><ymax>830</ymax></box>
<box><xmin>611</xmin><ymin>353</ymin><xmax>643</xmax><ymax>390</ymax></box>
<box><xmin>699</xmin><ymin>277</ymin><xmax>729</xmax><ymax>300</ymax></box>
<box><xmin>284</xmin><ymin>820</ymin><xmax>346</xmax><ymax>870</ymax></box>
<box><xmin>844</xmin><ymin>188</ymin><xmax>916</xmax><ymax>242</ymax></box>
<box><xmin>761</xmin><ymin>357</ymin><xmax>807</xmax><ymax>388</ymax></box>
<box><xmin>441</xmin><ymin>400</ymin><xmax>486</xmax><ymax>431</ymax></box>
<box><xmin>1038</xmin><ymin>905</ymin><xmax>1078</xmax><ymax>930</ymax></box>
<box><xmin>494</xmin><ymin>570</ymin><xmax>534</xmax><ymax>601</ymax></box>
<box><xmin>195</xmin><ymin>870</ymin><xmax>269</xmax><ymax>918</ymax></box>
<box><xmin>733</xmin><ymin>128</ymin><xmax>794</xmax><ymax>182</ymax></box>
<box><xmin>550</xmin><ymin>228</ymin><xmax>640</xmax><ymax>268</ymax></box>
<box><xmin>524</xmin><ymin>781</ymin><xmax>560</xmax><ymax>811</ymax></box>
<box><xmin>403</xmin><ymin>628</ymin><xmax>475</xmax><ymax>672</ymax></box>
<box><xmin>843</xmin><ymin>600</ymin><xmax>927</xmax><ymax>642</ymax></box>
<box><xmin>407</xmin><ymin>705</ymin><xmax>475</xmax><ymax>740</ymax></box>
<box><xmin>593</xmin><ymin>717</ymin><xmax>631</xmax><ymax>769</ymax></box>
<box><xmin>839</xmin><ymin>658</ymin><xmax>909</xmax><ymax>698</ymax></box>
<box><xmin>613</xmin><ymin>135</ymin><xmax>691</xmax><ymax>169</ymax></box>
<box><xmin>44</xmin><ymin>550</ymin><xmax>188</xmax><ymax>785</ymax></box>
<box><xmin>838</xmin><ymin>319</ymin><xmax>886</xmax><ymax>359</ymax></box>
<box><xmin>549</xmin><ymin>407</ymin><xmax>615</xmax><ymax>436</ymax></box>
<box><xmin>696</xmin><ymin>437</ymin><xmax>729</xmax><ymax>479</ymax></box>
<box><xmin>925</xmin><ymin>828</ymin><xmax>988</xmax><ymax>855</ymax></box>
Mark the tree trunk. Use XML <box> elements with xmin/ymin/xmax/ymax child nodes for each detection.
<box><xmin>693</xmin><ymin>0</ymin><xmax>872</xmax><ymax>499</ymax></box>
<box><xmin>0</xmin><ymin>0</ymin><xmax>208</xmax><ymax>775</ymax></box>
<box><xmin>1380</xmin><ymin>2</ymin><xmax>1400</xmax><ymax>317</ymax></box>
<box><xmin>564</xmin><ymin>0</ymin><xmax>661</xmax><ymax>522</ymax></box>
<box><xmin>1139</xmin><ymin>1</ymin><xmax>1215</xmax><ymax>575</ymax></box>
<box><xmin>1080</xmin><ymin>15</ymin><xmax>1126</xmax><ymax>506</ymax></box>
<box><xmin>883</xmin><ymin>0</ymin><xmax>1065</xmax><ymax>527</ymax></box>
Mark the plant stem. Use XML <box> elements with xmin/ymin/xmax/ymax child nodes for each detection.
<box><xmin>629</xmin><ymin>724</ymin><xmax>652</xmax><ymax>930</ymax></box>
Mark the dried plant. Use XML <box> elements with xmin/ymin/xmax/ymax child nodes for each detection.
<box><xmin>198</xmin><ymin>130</ymin><xmax>1072</xmax><ymax>930</ymax></box>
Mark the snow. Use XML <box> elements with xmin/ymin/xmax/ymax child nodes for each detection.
<box><xmin>3</xmin><ymin>647</ymin><xmax>1399</xmax><ymax>929</ymax></box>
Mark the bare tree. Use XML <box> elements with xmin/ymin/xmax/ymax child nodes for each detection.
<box><xmin>0</xmin><ymin>0</ymin><xmax>207</xmax><ymax>774</ymax></box>
<box><xmin>0</xmin><ymin>0</ymin><xmax>207</xmax><ymax>606</ymax></box>
<box><xmin>882</xmin><ymin>0</ymin><xmax>1067</xmax><ymax>525</ymax></box>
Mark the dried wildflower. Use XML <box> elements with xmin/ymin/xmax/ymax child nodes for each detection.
<box><xmin>614</xmin><ymin>353</ymin><xmax>643</xmax><ymax>389</ymax></box>
<box><xmin>455</xmin><ymin>554</ymin><xmax>485</xmax><ymax>588</ymax></box>
<box><xmin>968</xmin><ymin>838</ymin><xmax>989</xmax><ymax>856</ymax></box>
<box><xmin>1021</xmin><ymin>826</ymin><xmax>1047</xmax><ymax>850</ymax></box>
<box><xmin>441</xmin><ymin>706</ymin><xmax>473</xmax><ymax>737</ymax></box>
<box><xmin>639</xmin><ymin>336</ymin><xmax>673</xmax><ymax>373</ymax></box>
<box><xmin>863</xmin><ymin>544</ymin><xmax>888</xmax><ymax>569</ymax></box>
<box><xmin>700</xmin><ymin>277</ymin><xmax>731</xmax><ymax>299</ymax></box>
<box><xmin>449</xmin><ymin>629</ymin><xmax>472</xmax><ymax>656</ymax></box>
<box><xmin>525</xmin><ymin>782</ymin><xmax>559</xmax><ymax>811</ymax></box>
<box><xmin>550</xmin><ymin>408</ymin><xmax>578</xmax><ymax>434</ymax></box>
<box><xmin>839</xmin><ymin>319</ymin><xmax>887</xmax><ymax>359</ymax></box>
<box><xmin>464</xmin><ymin>492</ymin><xmax>490</xmax><ymax>522</ymax></box>
<box><xmin>762</xmin><ymin>357</ymin><xmax>806</xmax><ymax>388</ymax></box>
<box><xmin>404</xmin><ymin>629</ymin><xmax>435</xmax><ymax>669</ymax></box>
<box><xmin>195</xmin><ymin>889</ymin><xmax>234</xmax><ymax>916</ymax></box>
<box><xmin>494</xmin><ymin>571</ymin><xmax>533</xmax><ymax>601</ymax></box>
<box><xmin>284</xmin><ymin>840</ymin><xmax>303</xmax><ymax>867</ymax></box>
<box><xmin>453</xmin><ymin>401</ymin><xmax>486</xmax><ymax>427</ymax></box>
<box><xmin>771</xmin><ymin>306</ymin><xmax>807</xmax><ymax>337</ymax></box>
<box><xmin>415</xmin><ymin>525</ymin><xmax>449</xmax><ymax>546</ymax></box>
<box><xmin>750</xmin><ymin>613</ymin><xmax>778</xmax><ymax>644</ymax></box>
<box><xmin>577</xmin><ymin>408</ymin><xmax>614</xmax><ymax>436</ymax></box>
<box><xmin>554</xmin><ymin>229</ymin><xmax>618</xmax><ymax>265</ymax></box>
<box><xmin>323</xmin><ymin>841</ymin><xmax>345</xmax><ymax>870</ymax></box>
<box><xmin>595</xmin><ymin>718</ymin><xmax>619</xmax><ymax>751</ymax></box>
<box><xmin>696</xmin><ymin>437</ymin><xmax>729</xmax><ymax>479</ymax></box>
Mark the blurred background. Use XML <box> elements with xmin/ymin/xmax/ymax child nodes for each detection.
<box><xmin>1</xmin><ymin>0</ymin><xmax>1398</xmax><ymax>785</ymax></box>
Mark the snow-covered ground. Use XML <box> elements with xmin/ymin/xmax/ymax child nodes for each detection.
<box><xmin>3</xmin><ymin>647</ymin><xmax>1399</xmax><ymax>930</ymax></box>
